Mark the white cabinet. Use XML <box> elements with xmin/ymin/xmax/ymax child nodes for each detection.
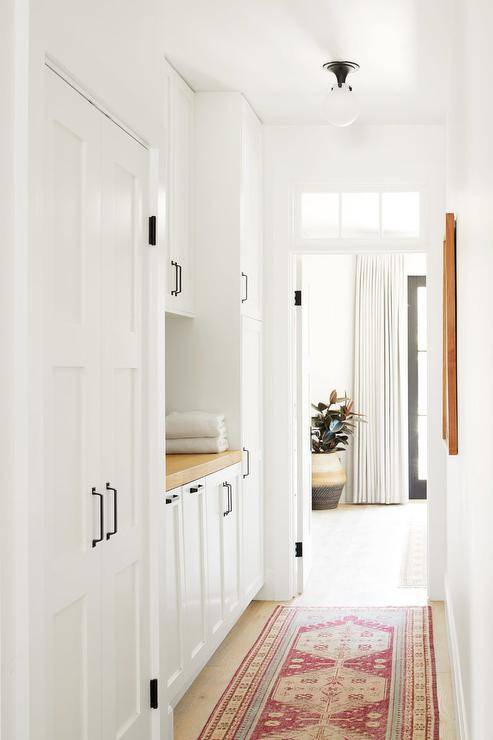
<box><xmin>165</xmin><ymin>62</ymin><xmax>195</xmax><ymax>316</ymax></box>
<box><xmin>241</xmin><ymin>102</ymin><xmax>263</xmax><ymax>320</ymax></box>
<box><xmin>43</xmin><ymin>69</ymin><xmax>156</xmax><ymax>739</ymax></box>
<box><xmin>163</xmin><ymin>463</ymin><xmax>243</xmax><ymax>708</ymax></box>
<box><xmin>162</xmin><ymin>488</ymin><xmax>185</xmax><ymax>700</ymax></box>
<box><xmin>241</xmin><ymin>317</ymin><xmax>264</xmax><ymax>600</ymax></box>
<box><xmin>181</xmin><ymin>479</ymin><xmax>208</xmax><ymax>670</ymax></box>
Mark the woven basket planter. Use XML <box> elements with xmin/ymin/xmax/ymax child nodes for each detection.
<box><xmin>311</xmin><ymin>452</ymin><xmax>347</xmax><ymax>510</ymax></box>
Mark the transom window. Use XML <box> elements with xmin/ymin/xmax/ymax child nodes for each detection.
<box><xmin>299</xmin><ymin>190</ymin><xmax>420</xmax><ymax>240</ymax></box>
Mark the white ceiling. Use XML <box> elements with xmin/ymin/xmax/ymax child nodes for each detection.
<box><xmin>162</xmin><ymin>0</ymin><xmax>449</xmax><ymax>125</ymax></box>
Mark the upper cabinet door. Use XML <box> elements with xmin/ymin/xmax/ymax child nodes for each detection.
<box><xmin>240</xmin><ymin>102</ymin><xmax>263</xmax><ymax>320</ymax></box>
<box><xmin>241</xmin><ymin>317</ymin><xmax>264</xmax><ymax>600</ymax></box>
<box><xmin>165</xmin><ymin>64</ymin><xmax>195</xmax><ymax>316</ymax></box>
<box><xmin>100</xmin><ymin>116</ymin><xmax>153</xmax><ymax>740</ymax></box>
<box><xmin>44</xmin><ymin>69</ymin><xmax>103</xmax><ymax>740</ymax></box>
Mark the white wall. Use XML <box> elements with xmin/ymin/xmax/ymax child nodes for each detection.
<box><xmin>445</xmin><ymin>2</ymin><xmax>493</xmax><ymax>736</ymax></box>
<box><xmin>304</xmin><ymin>254</ymin><xmax>356</xmax><ymax>501</ymax></box>
<box><xmin>262</xmin><ymin>125</ymin><xmax>445</xmax><ymax>601</ymax></box>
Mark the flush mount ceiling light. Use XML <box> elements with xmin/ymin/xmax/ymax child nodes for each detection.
<box><xmin>323</xmin><ymin>60</ymin><xmax>360</xmax><ymax>127</ymax></box>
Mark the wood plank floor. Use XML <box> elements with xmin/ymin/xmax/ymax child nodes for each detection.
<box><xmin>174</xmin><ymin>504</ymin><xmax>457</xmax><ymax>739</ymax></box>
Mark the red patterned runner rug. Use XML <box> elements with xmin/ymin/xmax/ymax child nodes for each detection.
<box><xmin>198</xmin><ymin>606</ymin><xmax>439</xmax><ymax>739</ymax></box>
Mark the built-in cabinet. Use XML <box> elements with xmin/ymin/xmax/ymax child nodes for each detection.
<box><xmin>162</xmin><ymin>464</ymin><xmax>243</xmax><ymax>706</ymax></box>
<box><xmin>164</xmin><ymin>62</ymin><xmax>195</xmax><ymax>316</ymax></box>
<box><xmin>163</xmin><ymin>91</ymin><xmax>264</xmax><ymax>721</ymax></box>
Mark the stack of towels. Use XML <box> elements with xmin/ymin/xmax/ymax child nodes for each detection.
<box><xmin>166</xmin><ymin>411</ymin><xmax>229</xmax><ymax>454</ymax></box>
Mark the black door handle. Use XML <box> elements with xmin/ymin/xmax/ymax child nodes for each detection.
<box><xmin>177</xmin><ymin>263</ymin><xmax>183</xmax><ymax>295</ymax></box>
<box><xmin>105</xmin><ymin>482</ymin><xmax>118</xmax><ymax>540</ymax></box>
<box><xmin>243</xmin><ymin>447</ymin><xmax>250</xmax><ymax>479</ymax></box>
<box><xmin>241</xmin><ymin>272</ymin><xmax>248</xmax><ymax>303</ymax></box>
<box><xmin>92</xmin><ymin>487</ymin><xmax>104</xmax><ymax>548</ymax></box>
<box><xmin>171</xmin><ymin>260</ymin><xmax>179</xmax><ymax>296</ymax></box>
<box><xmin>222</xmin><ymin>481</ymin><xmax>232</xmax><ymax>516</ymax></box>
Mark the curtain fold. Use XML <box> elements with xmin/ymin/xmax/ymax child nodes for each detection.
<box><xmin>353</xmin><ymin>254</ymin><xmax>408</xmax><ymax>504</ymax></box>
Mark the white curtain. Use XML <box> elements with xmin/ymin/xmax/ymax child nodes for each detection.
<box><xmin>353</xmin><ymin>254</ymin><xmax>408</xmax><ymax>504</ymax></box>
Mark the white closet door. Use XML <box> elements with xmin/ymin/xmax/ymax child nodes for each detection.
<box><xmin>240</xmin><ymin>103</ymin><xmax>262</xmax><ymax>320</ymax></box>
<box><xmin>241</xmin><ymin>317</ymin><xmax>264</xmax><ymax>599</ymax></box>
<box><xmin>44</xmin><ymin>70</ymin><xmax>103</xmax><ymax>740</ymax></box>
<box><xmin>100</xmin><ymin>117</ymin><xmax>151</xmax><ymax>740</ymax></box>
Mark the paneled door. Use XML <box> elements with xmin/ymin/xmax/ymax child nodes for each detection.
<box><xmin>44</xmin><ymin>67</ymin><xmax>155</xmax><ymax>740</ymax></box>
<box><xmin>241</xmin><ymin>317</ymin><xmax>263</xmax><ymax>600</ymax></box>
<box><xmin>44</xmin><ymin>69</ymin><xmax>103</xmax><ymax>740</ymax></box>
<box><xmin>100</xmin><ymin>116</ymin><xmax>151</xmax><ymax>740</ymax></box>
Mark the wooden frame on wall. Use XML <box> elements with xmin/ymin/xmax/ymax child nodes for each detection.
<box><xmin>442</xmin><ymin>212</ymin><xmax>458</xmax><ymax>455</ymax></box>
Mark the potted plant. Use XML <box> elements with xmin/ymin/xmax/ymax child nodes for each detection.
<box><xmin>311</xmin><ymin>390</ymin><xmax>364</xmax><ymax>510</ymax></box>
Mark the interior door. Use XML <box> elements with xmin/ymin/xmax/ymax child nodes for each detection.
<box><xmin>44</xmin><ymin>69</ymin><xmax>103</xmax><ymax>740</ymax></box>
<box><xmin>241</xmin><ymin>317</ymin><xmax>263</xmax><ymax>600</ymax></box>
<box><xmin>295</xmin><ymin>258</ymin><xmax>313</xmax><ymax>593</ymax></box>
<box><xmin>100</xmin><ymin>116</ymin><xmax>152</xmax><ymax>740</ymax></box>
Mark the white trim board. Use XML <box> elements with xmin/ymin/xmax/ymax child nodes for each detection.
<box><xmin>444</xmin><ymin>579</ymin><xmax>469</xmax><ymax>740</ymax></box>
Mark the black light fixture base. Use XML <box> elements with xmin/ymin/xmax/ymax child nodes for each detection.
<box><xmin>323</xmin><ymin>61</ymin><xmax>360</xmax><ymax>87</ymax></box>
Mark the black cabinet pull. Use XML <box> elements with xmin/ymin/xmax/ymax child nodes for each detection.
<box><xmin>177</xmin><ymin>263</ymin><xmax>183</xmax><ymax>295</ymax></box>
<box><xmin>189</xmin><ymin>484</ymin><xmax>203</xmax><ymax>494</ymax></box>
<box><xmin>165</xmin><ymin>493</ymin><xmax>180</xmax><ymax>505</ymax></box>
<box><xmin>92</xmin><ymin>487</ymin><xmax>104</xmax><ymax>548</ymax></box>
<box><xmin>171</xmin><ymin>260</ymin><xmax>179</xmax><ymax>296</ymax></box>
<box><xmin>105</xmin><ymin>482</ymin><xmax>118</xmax><ymax>540</ymax></box>
<box><xmin>222</xmin><ymin>481</ymin><xmax>232</xmax><ymax>517</ymax></box>
<box><xmin>241</xmin><ymin>272</ymin><xmax>248</xmax><ymax>303</ymax></box>
<box><xmin>243</xmin><ymin>447</ymin><xmax>250</xmax><ymax>479</ymax></box>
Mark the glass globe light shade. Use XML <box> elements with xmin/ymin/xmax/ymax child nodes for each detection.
<box><xmin>326</xmin><ymin>83</ymin><xmax>359</xmax><ymax>127</ymax></box>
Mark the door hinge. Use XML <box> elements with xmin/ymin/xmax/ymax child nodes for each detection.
<box><xmin>148</xmin><ymin>216</ymin><xmax>157</xmax><ymax>246</ymax></box>
<box><xmin>294</xmin><ymin>290</ymin><xmax>302</xmax><ymax>306</ymax></box>
<box><xmin>295</xmin><ymin>541</ymin><xmax>303</xmax><ymax>557</ymax></box>
<box><xmin>149</xmin><ymin>678</ymin><xmax>159</xmax><ymax>709</ymax></box>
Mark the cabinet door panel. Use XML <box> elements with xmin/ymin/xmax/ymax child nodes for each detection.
<box><xmin>45</xmin><ymin>68</ymin><xmax>103</xmax><ymax>740</ymax></box>
<box><xmin>166</xmin><ymin>66</ymin><xmax>195</xmax><ymax>316</ymax></box>
<box><xmin>100</xmin><ymin>116</ymin><xmax>152</xmax><ymax>740</ymax></box>
<box><xmin>223</xmin><ymin>473</ymin><xmax>242</xmax><ymax>619</ymax></box>
<box><xmin>241</xmin><ymin>103</ymin><xmax>262</xmax><ymax>320</ymax></box>
<box><xmin>162</xmin><ymin>490</ymin><xmax>185</xmax><ymax>699</ymax></box>
<box><xmin>242</xmin><ymin>317</ymin><xmax>264</xmax><ymax>599</ymax></box>
<box><xmin>205</xmin><ymin>474</ymin><xmax>227</xmax><ymax>639</ymax></box>
<box><xmin>182</xmin><ymin>480</ymin><xmax>207</xmax><ymax>668</ymax></box>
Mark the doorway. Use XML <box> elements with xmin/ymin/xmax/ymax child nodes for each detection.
<box><xmin>293</xmin><ymin>252</ymin><xmax>428</xmax><ymax>604</ymax></box>
<box><xmin>408</xmin><ymin>275</ymin><xmax>428</xmax><ymax>499</ymax></box>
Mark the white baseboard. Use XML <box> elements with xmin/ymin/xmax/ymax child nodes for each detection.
<box><xmin>444</xmin><ymin>579</ymin><xmax>468</xmax><ymax>740</ymax></box>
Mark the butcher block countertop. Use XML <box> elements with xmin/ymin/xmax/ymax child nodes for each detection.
<box><xmin>166</xmin><ymin>450</ymin><xmax>242</xmax><ymax>491</ymax></box>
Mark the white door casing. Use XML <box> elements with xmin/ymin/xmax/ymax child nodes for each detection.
<box><xmin>295</xmin><ymin>259</ymin><xmax>313</xmax><ymax>593</ymax></box>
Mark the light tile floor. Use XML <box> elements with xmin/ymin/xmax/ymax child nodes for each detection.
<box><xmin>174</xmin><ymin>503</ymin><xmax>457</xmax><ymax>739</ymax></box>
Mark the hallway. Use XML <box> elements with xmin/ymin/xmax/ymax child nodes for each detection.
<box><xmin>174</xmin><ymin>504</ymin><xmax>457</xmax><ymax>738</ymax></box>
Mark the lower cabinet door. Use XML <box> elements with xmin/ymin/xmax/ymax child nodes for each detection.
<box><xmin>242</xmin><ymin>455</ymin><xmax>263</xmax><ymax>600</ymax></box>
<box><xmin>182</xmin><ymin>479</ymin><xmax>208</xmax><ymax>671</ymax></box>
<box><xmin>205</xmin><ymin>465</ymin><xmax>242</xmax><ymax>641</ymax></box>
<box><xmin>223</xmin><ymin>471</ymin><xmax>242</xmax><ymax>620</ymax></box>
<box><xmin>162</xmin><ymin>488</ymin><xmax>185</xmax><ymax>702</ymax></box>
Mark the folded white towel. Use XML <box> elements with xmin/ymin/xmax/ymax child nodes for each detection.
<box><xmin>166</xmin><ymin>411</ymin><xmax>227</xmax><ymax>440</ymax></box>
<box><xmin>166</xmin><ymin>437</ymin><xmax>229</xmax><ymax>454</ymax></box>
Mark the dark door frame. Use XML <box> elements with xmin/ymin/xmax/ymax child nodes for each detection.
<box><xmin>408</xmin><ymin>275</ymin><xmax>427</xmax><ymax>500</ymax></box>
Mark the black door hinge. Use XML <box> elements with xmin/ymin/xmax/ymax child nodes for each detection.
<box><xmin>295</xmin><ymin>541</ymin><xmax>303</xmax><ymax>557</ymax></box>
<box><xmin>294</xmin><ymin>290</ymin><xmax>302</xmax><ymax>306</ymax></box>
<box><xmin>148</xmin><ymin>216</ymin><xmax>157</xmax><ymax>246</ymax></box>
<box><xmin>149</xmin><ymin>678</ymin><xmax>158</xmax><ymax>709</ymax></box>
